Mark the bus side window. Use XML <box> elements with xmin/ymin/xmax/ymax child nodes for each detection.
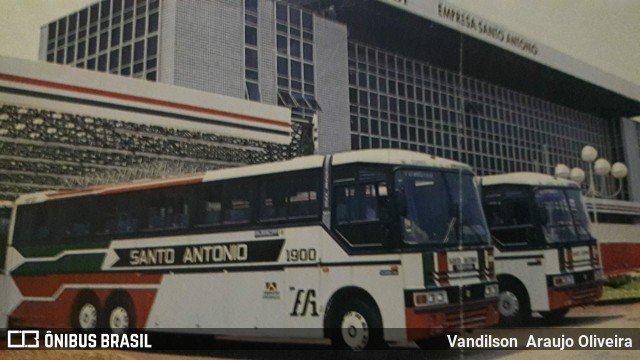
<box><xmin>143</xmin><ymin>188</ymin><xmax>190</xmax><ymax>230</ymax></box>
<box><xmin>13</xmin><ymin>204</ymin><xmax>48</xmax><ymax>245</ymax></box>
<box><xmin>259</xmin><ymin>171</ymin><xmax>319</xmax><ymax>222</ymax></box>
<box><xmin>223</xmin><ymin>180</ymin><xmax>253</xmax><ymax>224</ymax></box>
<box><xmin>196</xmin><ymin>183</ymin><xmax>223</xmax><ymax>227</ymax></box>
<box><xmin>96</xmin><ymin>194</ymin><xmax>139</xmax><ymax>235</ymax></box>
<box><xmin>334</xmin><ymin>182</ymin><xmax>388</xmax><ymax>246</ymax></box>
<box><xmin>204</xmin><ymin>200</ymin><xmax>222</xmax><ymax>225</ymax></box>
<box><xmin>59</xmin><ymin>199</ymin><xmax>91</xmax><ymax>241</ymax></box>
<box><xmin>485</xmin><ymin>193</ymin><xmax>534</xmax><ymax>246</ymax></box>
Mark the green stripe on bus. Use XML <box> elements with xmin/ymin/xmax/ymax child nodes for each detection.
<box><xmin>13</xmin><ymin>241</ymin><xmax>109</xmax><ymax>257</ymax></box>
<box><xmin>11</xmin><ymin>253</ymin><xmax>105</xmax><ymax>275</ymax></box>
<box><xmin>422</xmin><ymin>252</ymin><xmax>435</xmax><ymax>287</ymax></box>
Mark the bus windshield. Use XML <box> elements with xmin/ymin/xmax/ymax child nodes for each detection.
<box><xmin>535</xmin><ymin>188</ymin><xmax>591</xmax><ymax>243</ymax></box>
<box><xmin>394</xmin><ymin>170</ymin><xmax>489</xmax><ymax>246</ymax></box>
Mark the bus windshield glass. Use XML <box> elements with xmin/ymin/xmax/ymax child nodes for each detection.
<box><xmin>394</xmin><ymin>170</ymin><xmax>489</xmax><ymax>246</ymax></box>
<box><xmin>565</xmin><ymin>188</ymin><xmax>591</xmax><ymax>240</ymax></box>
<box><xmin>535</xmin><ymin>188</ymin><xmax>591</xmax><ymax>243</ymax></box>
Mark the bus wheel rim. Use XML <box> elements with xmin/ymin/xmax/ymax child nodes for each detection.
<box><xmin>340</xmin><ymin>310</ymin><xmax>369</xmax><ymax>350</ymax></box>
<box><xmin>109</xmin><ymin>306</ymin><xmax>130</xmax><ymax>333</ymax></box>
<box><xmin>78</xmin><ymin>303</ymin><xmax>98</xmax><ymax>329</ymax></box>
<box><xmin>499</xmin><ymin>291</ymin><xmax>520</xmax><ymax>317</ymax></box>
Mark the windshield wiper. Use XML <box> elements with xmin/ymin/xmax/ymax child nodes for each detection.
<box><xmin>463</xmin><ymin>222</ymin><xmax>487</xmax><ymax>244</ymax></box>
<box><xmin>442</xmin><ymin>217</ymin><xmax>457</xmax><ymax>244</ymax></box>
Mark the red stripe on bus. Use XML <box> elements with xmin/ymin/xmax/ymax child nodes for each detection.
<box><xmin>46</xmin><ymin>185</ymin><xmax>110</xmax><ymax>198</ymax></box>
<box><xmin>100</xmin><ymin>175</ymin><xmax>204</xmax><ymax>195</ymax></box>
<box><xmin>0</xmin><ymin>74</ymin><xmax>289</xmax><ymax>128</ymax></box>
<box><xmin>436</xmin><ymin>252</ymin><xmax>449</xmax><ymax>285</ymax></box>
<box><xmin>46</xmin><ymin>173</ymin><xmax>205</xmax><ymax>198</ymax></box>
<box><xmin>10</xmin><ymin>288</ymin><xmax>158</xmax><ymax>329</ymax></box>
<box><xmin>12</xmin><ymin>273</ymin><xmax>162</xmax><ymax>297</ymax></box>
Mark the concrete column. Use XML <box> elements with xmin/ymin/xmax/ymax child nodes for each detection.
<box><xmin>621</xmin><ymin>117</ymin><xmax>640</xmax><ymax>202</ymax></box>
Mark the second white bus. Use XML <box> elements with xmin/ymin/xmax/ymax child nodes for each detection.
<box><xmin>481</xmin><ymin>173</ymin><xmax>602</xmax><ymax>325</ymax></box>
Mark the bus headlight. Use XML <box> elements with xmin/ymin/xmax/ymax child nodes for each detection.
<box><xmin>484</xmin><ymin>283</ymin><xmax>499</xmax><ymax>298</ymax></box>
<box><xmin>553</xmin><ymin>274</ymin><xmax>575</xmax><ymax>287</ymax></box>
<box><xmin>414</xmin><ymin>290</ymin><xmax>449</xmax><ymax>307</ymax></box>
<box><xmin>594</xmin><ymin>269</ymin><xmax>604</xmax><ymax>281</ymax></box>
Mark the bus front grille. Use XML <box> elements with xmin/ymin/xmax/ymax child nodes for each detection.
<box><xmin>444</xmin><ymin>304</ymin><xmax>490</xmax><ymax>329</ymax></box>
<box><xmin>571</xmin><ymin>285</ymin><xmax>601</xmax><ymax>304</ymax></box>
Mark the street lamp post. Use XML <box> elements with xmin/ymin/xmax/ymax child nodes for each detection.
<box><xmin>555</xmin><ymin>145</ymin><xmax>628</xmax><ymax>223</ymax></box>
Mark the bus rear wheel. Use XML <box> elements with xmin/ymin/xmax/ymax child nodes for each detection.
<box><xmin>71</xmin><ymin>291</ymin><xmax>101</xmax><ymax>332</ymax></box>
<box><xmin>103</xmin><ymin>291</ymin><xmax>136</xmax><ymax>334</ymax></box>
<box><xmin>330</xmin><ymin>299</ymin><xmax>385</xmax><ymax>350</ymax></box>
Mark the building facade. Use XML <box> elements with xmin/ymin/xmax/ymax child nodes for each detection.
<box><xmin>37</xmin><ymin>0</ymin><xmax>640</xmax><ymax>204</ymax></box>
<box><xmin>0</xmin><ymin>55</ymin><xmax>295</xmax><ymax>200</ymax></box>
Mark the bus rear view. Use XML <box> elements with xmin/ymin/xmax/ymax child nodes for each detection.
<box><xmin>481</xmin><ymin>173</ymin><xmax>602</xmax><ymax>325</ymax></box>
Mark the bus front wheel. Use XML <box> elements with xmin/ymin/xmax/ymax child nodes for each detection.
<box><xmin>103</xmin><ymin>291</ymin><xmax>136</xmax><ymax>334</ymax></box>
<box><xmin>498</xmin><ymin>283</ymin><xmax>530</xmax><ymax>326</ymax></box>
<box><xmin>330</xmin><ymin>299</ymin><xmax>385</xmax><ymax>350</ymax></box>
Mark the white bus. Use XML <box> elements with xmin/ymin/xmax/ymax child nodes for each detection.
<box><xmin>3</xmin><ymin>149</ymin><xmax>499</xmax><ymax>349</ymax></box>
<box><xmin>481</xmin><ymin>173</ymin><xmax>603</xmax><ymax>325</ymax></box>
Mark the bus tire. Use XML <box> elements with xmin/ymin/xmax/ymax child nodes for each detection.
<box><xmin>498</xmin><ymin>280</ymin><xmax>530</xmax><ymax>326</ymax></box>
<box><xmin>71</xmin><ymin>290</ymin><xmax>101</xmax><ymax>332</ymax></box>
<box><xmin>103</xmin><ymin>291</ymin><xmax>136</xmax><ymax>334</ymax></box>
<box><xmin>540</xmin><ymin>308</ymin><xmax>569</xmax><ymax>324</ymax></box>
<box><xmin>329</xmin><ymin>298</ymin><xmax>385</xmax><ymax>350</ymax></box>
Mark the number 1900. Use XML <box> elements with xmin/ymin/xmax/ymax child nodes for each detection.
<box><xmin>285</xmin><ymin>248</ymin><xmax>317</xmax><ymax>262</ymax></box>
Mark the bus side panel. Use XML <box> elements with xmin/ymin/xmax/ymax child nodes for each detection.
<box><xmin>351</xmin><ymin>260</ymin><xmax>406</xmax><ymax>341</ymax></box>
<box><xmin>280</xmin><ymin>227</ymin><xmax>322</xmax><ymax>335</ymax></box>
<box><xmin>319</xmin><ymin>237</ymin><xmax>406</xmax><ymax>341</ymax></box>
<box><xmin>145</xmin><ymin>227</ymin><xmax>326</xmax><ymax>336</ymax></box>
<box><xmin>9</xmin><ymin>289</ymin><xmax>80</xmax><ymax>328</ymax></box>
<box><xmin>0</xmin><ymin>272</ymin><xmax>21</xmax><ymax>328</ymax></box>
<box><xmin>495</xmin><ymin>248</ymin><xmax>557</xmax><ymax>312</ymax></box>
<box><xmin>146</xmin><ymin>272</ymin><xmax>262</xmax><ymax>330</ymax></box>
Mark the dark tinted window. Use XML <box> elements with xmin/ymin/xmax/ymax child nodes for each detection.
<box><xmin>259</xmin><ymin>171</ymin><xmax>319</xmax><ymax>221</ymax></box>
<box><xmin>334</xmin><ymin>181</ymin><xmax>389</xmax><ymax>246</ymax></box>
<box><xmin>484</xmin><ymin>187</ymin><xmax>535</xmax><ymax>246</ymax></box>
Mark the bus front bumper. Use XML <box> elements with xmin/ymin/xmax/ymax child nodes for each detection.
<box><xmin>405</xmin><ymin>298</ymin><xmax>500</xmax><ymax>341</ymax></box>
<box><xmin>547</xmin><ymin>281</ymin><xmax>602</xmax><ymax>310</ymax></box>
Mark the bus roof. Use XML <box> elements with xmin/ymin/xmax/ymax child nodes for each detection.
<box><xmin>331</xmin><ymin>149</ymin><xmax>471</xmax><ymax>170</ymax></box>
<box><xmin>14</xmin><ymin>149</ymin><xmax>471</xmax><ymax>205</ymax></box>
<box><xmin>481</xmin><ymin>172</ymin><xmax>579</xmax><ymax>188</ymax></box>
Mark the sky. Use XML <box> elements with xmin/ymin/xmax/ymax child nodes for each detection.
<box><xmin>0</xmin><ymin>0</ymin><xmax>639</xmax><ymax>88</ymax></box>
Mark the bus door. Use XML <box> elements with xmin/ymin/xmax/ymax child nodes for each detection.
<box><xmin>484</xmin><ymin>187</ymin><xmax>550</xmax><ymax>312</ymax></box>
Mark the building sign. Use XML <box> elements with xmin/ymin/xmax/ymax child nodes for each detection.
<box><xmin>436</xmin><ymin>3</ymin><xmax>538</xmax><ymax>56</ymax></box>
<box><xmin>379</xmin><ymin>0</ymin><xmax>639</xmax><ymax>103</ymax></box>
<box><xmin>383</xmin><ymin>1</ymin><xmax>538</xmax><ymax>56</ymax></box>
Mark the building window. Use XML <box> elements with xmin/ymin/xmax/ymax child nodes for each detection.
<box><xmin>246</xmin><ymin>82</ymin><xmax>261</xmax><ymax>102</ymax></box>
<box><xmin>245</xmin><ymin>26</ymin><xmax>257</xmax><ymax>46</ymax></box>
<box><xmin>245</xmin><ymin>48</ymin><xmax>258</xmax><ymax>70</ymax></box>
